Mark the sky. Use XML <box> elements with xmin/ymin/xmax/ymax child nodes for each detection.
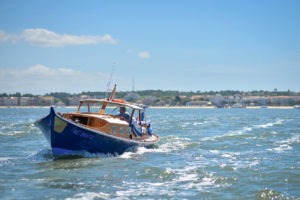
<box><xmin>0</xmin><ymin>0</ymin><xmax>299</xmax><ymax>94</ymax></box>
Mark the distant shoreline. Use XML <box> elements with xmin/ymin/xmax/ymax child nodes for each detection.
<box><xmin>0</xmin><ymin>106</ymin><xmax>295</xmax><ymax>109</ymax></box>
<box><xmin>151</xmin><ymin>106</ymin><xmax>294</xmax><ymax>109</ymax></box>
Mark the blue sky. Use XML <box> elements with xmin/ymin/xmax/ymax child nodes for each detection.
<box><xmin>0</xmin><ymin>0</ymin><xmax>299</xmax><ymax>94</ymax></box>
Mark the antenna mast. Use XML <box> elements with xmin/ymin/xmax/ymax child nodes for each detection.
<box><xmin>132</xmin><ymin>77</ymin><xmax>135</xmax><ymax>91</ymax></box>
<box><xmin>106</xmin><ymin>63</ymin><xmax>115</xmax><ymax>98</ymax></box>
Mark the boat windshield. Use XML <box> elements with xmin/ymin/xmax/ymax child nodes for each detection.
<box><xmin>78</xmin><ymin>101</ymin><xmax>102</xmax><ymax>113</ymax></box>
<box><xmin>105</xmin><ymin>105</ymin><xmax>134</xmax><ymax>117</ymax></box>
<box><xmin>77</xmin><ymin>100</ymin><xmax>135</xmax><ymax>117</ymax></box>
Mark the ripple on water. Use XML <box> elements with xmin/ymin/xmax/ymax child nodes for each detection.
<box><xmin>255</xmin><ymin>189</ymin><xmax>294</xmax><ymax>200</ymax></box>
<box><xmin>1</xmin><ymin>108</ymin><xmax>300</xmax><ymax>199</ymax></box>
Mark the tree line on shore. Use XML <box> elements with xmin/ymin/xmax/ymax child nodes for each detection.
<box><xmin>1</xmin><ymin>89</ymin><xmax>300</xmax><ymax>107</ymax></box>
<box><xmin>1</xmin><ymin>89</ymin><xmax>298</xmax><ymax>99</ymax></box>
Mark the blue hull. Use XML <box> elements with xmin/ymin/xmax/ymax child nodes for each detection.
<box><xmin>35</xmin><ymin>107</ymin><xmax>157</xmax><ymax>157</ymax></box>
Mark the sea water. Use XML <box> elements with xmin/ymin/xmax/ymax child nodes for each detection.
<box><xmin>0</xmin><ymin>107</ymin><xmax>299</xmax><ymax>199</ymax></box>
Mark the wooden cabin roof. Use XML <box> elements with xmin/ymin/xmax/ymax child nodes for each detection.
<box><xmin>79</xmin><ymin>99</ymin><xmax>144</xmax><ymax>110</ymax></box>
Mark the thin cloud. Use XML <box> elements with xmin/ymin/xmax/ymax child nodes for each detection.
<box><xmin>0</xmin><ymin>65</ymin><xmax>111</xmax><ymax>94</ymax></box>
<box><xmin>0</xmin><ymin>28</ymin><xmax>117</xmax><ymax>47</ymax></box>
<box><xmin>0</xmin><ymin>30</ymin><xmax>19</xmax><ymax>43</ymax></box>
<box><xmin>138</xmin><ymin>51</ymin><xmax>150</xmax><ymax>59</ymax></box>
<box><xmin>126</xmin><ymin>49</ymin><xmax>133</xmax><ymax>54</ymax></box>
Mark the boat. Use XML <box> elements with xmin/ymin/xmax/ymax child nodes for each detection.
<box><xmin>34</xmin><ymin>84</ymin><xmax>159</xmax><ymax>157</ymax></box>
<box><xmin>231</xmin><ymin>103</ymin><xmax>246</xmax><ymax>108</ymax></box>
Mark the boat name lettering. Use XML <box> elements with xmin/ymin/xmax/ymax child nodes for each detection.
<box><xmin>71</xmin><ymin>128</ymin><xmax>94</xmax><ymax>139</ymax></box>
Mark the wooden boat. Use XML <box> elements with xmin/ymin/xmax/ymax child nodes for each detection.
<box><xmin>34</xmin><ymin>85</ymin><xmax>159</xmax><ymax>157</ymax></box>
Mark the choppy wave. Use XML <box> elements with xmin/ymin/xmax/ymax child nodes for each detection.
<box><xmin>267</xmin><ymin>144</ymin><xmax>293</xmax><ymax>152</ymax></box>
<box><xmin>254</xmin><ymin>119</ymin><xmax>284</xmax><ymax>128</ymax></box>
<box><xmin>267</xmin><ymin>134</ymin><xmax>299</xmax><ymax>153</ymax></box>
<box><xmin>280</xmin><ymin>134</ymin><xmax>300</xmax><ymax>145</ymax></box>
<box><xmin>255</xmin><ymin>189</ymin><xmax>293</xmax><ymax>200</ymax></box>
<box><xmin>113</xmin><ymin>167</ymin><xmax>223</xmax><ymax>199</ymax></box>
<box><xmin>54</xmin><ymin>184</ymin><xmax>299</xmax><ymax>200</ymax></box>
<box><xmin>0</xmin><ymin>156</ymin><xmax>16</xmax><ymax>167</ymax></box>
<box><xmin>66</xmin><ymin>192</ymin><xmax>111</xmax><ymax>200</ymax></box>
<box><xmin>201</xmin><ymin>118</ymin><xmax>286</xmax><ymax>142</ymax></box>
<box><xmin>1</xmin><ymin>108</ymin><xmax>300</xmax><ymax>199</ymax></box>
<box><xmin>0</xmin><ymin>122</ymin><xmax>38</xmax><ymax>136</ymax></box>
<box><xmin>119</xmin><ymin>136</ymin><xmax>197</xmax><ymax>159</ymax></box>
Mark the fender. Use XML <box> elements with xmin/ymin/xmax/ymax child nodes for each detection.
<box><xmin>112</xmin><ymin>99</ymin><xmax>126</xmax><ymax>103</ymax></box>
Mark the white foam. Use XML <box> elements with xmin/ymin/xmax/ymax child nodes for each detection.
<box><xmin>275</xmin><ymin>119</ymin><xmax>284</xmax><ymax>125</ymax></box>
<box><xmin>201</xmin><ymin>135</ymin><xmax>217</xmax><ymax>141</ymax></box>
<box><xmin>210</xmin><ymin>150</ymin><xmax>220</xmax><ymax>154</ymax></box>
<box><xmin>200</xmin><ymin>176</ymin><xmax>217</xmax><ymax>186</ymax></box>
<box><xmin>267</xmin><ymin>144</ymin><xmax>293</xmax><ymax>152</ymax></box>
<box><xmin>0</xmin><ymin>157</ymin><xmax>15</xmax><ymax>162</ymax></box>
<box><xmin>266</xmin><ymin>134</ymin><xmax>298</xmax><ymax>153</ymax></box>
<box><xmin>179</xmin><ymin>172</ymin><xmax>220</xmax><ymax>191</ymax></box>
<box><xmin>0</xmin><ymin>130</ymin><xmax>25</xmax><ymax>136</ymax></box>
<box><xmin>65</xmin><ymin>192</ymin><xmax>110</xmax><ymax>200</ymax></box>
<box><xmin>220</xmin><ymin>163</ymin><xmax>227</xmax><ymax>168</ymax></box>
<box><xmin>115</xmin><ymin>182</ymin><xmax>174</xmax><ymax>198</ymax></box>
<box><xmin>280</xmin><ymin>134</ymin><xmax>300</xmax><ymax>145</ymax></box>
<box><xmin>221</xmin><ymin>153</ymin><xmax>234</xmax><ymax>159</ymax></box>
<box><xmin>201</xmin><ymin>126</ymin><xmax>253</xmax><ymax>142</ymax></box>
<box><xmin>221</xmin><ymin>152</ymin><xmax>240</xmax><ymax>160</ymax></box>
<box><xmin>165</xmin><ymin>167</ymin><xmax>173</xmax><ymax>174</ymax></box>
<box><xmin>255</xmin><ymin>119</ymin><xmax>284</xmax><ymax>129</ymax></box>
<box><xmin>159</xmin><ymin>138</ymin><xmax>193</xmax><ymax>152</ymax></box>
<box><xmin>119</xmin><ymin>151</ymin><xmax>134</xmax><ymax>159</ymax></box>
<box><xmin>243</xmin><ymin>127</ymin><xmax>253</xmax><ymax>132</ymax></box>
<box><xmin>119</xmin><ymin>146</ymin><xmax>161</xmax><ymax>159</ymax></box>
<box><xmin>193</xmin><ymin>121</ymin><xmax>206</xmax><ymax>126</ymax></box>
<box><xmin>274</xmin><ymin>144</ymin><xmax>293</xmax><ymax>152</ymax></box>
<box><xmin>166</xmin><ymin>165</ymin><xmax>218</xmax><ymax>189</ymax></box>
<box><xmin>114</xmin><ymin>164</ymin><xmax>223</xmax><ymax>199</ymax></box>
<box><xmin>255</xmin><ymin>123</ymin><xmax>274</xmax><ymax>128</ymax></box>
<box><xmin>227</xmin><ymin>127</ymin><xmax>252</xmax><ymax>136</ymax></box>
<box><xmin>248</xmin><ymin>160</ymin><xmax>260</xmax><ymax>167</ymax></box>
<box><xmin>176</xmin><ymin>172</ymin><xmax>198</xmax><ymax>182</ymax></box>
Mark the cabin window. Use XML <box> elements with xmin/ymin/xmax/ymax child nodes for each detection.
<box><xmin>112</xmin><ymin>126</ymin><xmax>117</xmax><ymax>135</ymax></box>
<box><xmin>119</xmin><ymin>127</ymin><xmax>125</xmax><ymax>136</ymax></box>
<box><xmin>127</xmin><ymin>128</ymin><xmax>131</xmax><ymax>136</ymax></box>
